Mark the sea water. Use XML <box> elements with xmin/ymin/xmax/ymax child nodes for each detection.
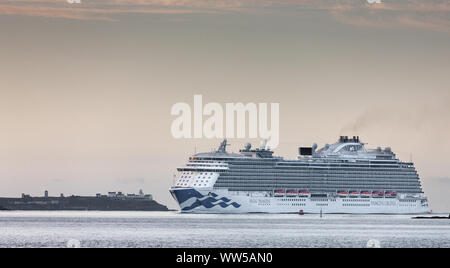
<box><xmin>0</xmin><ymin>211</ymin><xmax>449</xmax><ymax>248</ymax></box>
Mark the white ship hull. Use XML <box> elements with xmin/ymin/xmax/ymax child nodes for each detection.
<box><xmin>170</xmin><ymin>187</ymin><xmax>430</xmax><ymax>214</ymax></box>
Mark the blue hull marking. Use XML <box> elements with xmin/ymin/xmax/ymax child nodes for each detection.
<box><xmin>171</xmin><ymin>188</ymin><xmax>241</xmax><ymax>211</ymax></box>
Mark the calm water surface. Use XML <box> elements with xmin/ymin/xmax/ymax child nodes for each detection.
<box><xmin>0</xmin><ymin>211</ymin><xmax>449</xmax><ymax>248</ymax></box>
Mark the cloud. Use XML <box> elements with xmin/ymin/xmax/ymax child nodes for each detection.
<box><xmin>0</xmin><ymin>0</ymin><xmax>449</xmax><ymax>33</ymax></box>
<box><xmin>0</xmin><ymin>1</ymin><xmax>216</xmax><ymax>21</ymax></box>
<box><xmin>272</xmin><ymin>0</ymin><xmax>450</xmax><ymax>33</ymax></box>
<box><xmin>327</xmin><ymin>0</ymin><xmax>450</xmax><ymax>33</ymax></box>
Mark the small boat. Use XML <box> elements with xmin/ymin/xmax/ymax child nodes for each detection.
<box><xmin>286</xmin><ymin>190</ymin><xmax>298</xmax><ymax>197</ymax></box>
<box><xmin>274</xmin><ymin>190</ymin><xmax>286</xmax><ymax>197</ymax></box>
<box><xmin>338</xmin><ymin>191</ymin><xmax>349</xmax><ymax>198</ymax></box>
<box><xmin>372</xmin><ymin>191</ymin><xmax>384</xmax><ymax>198</ymax></box>
<box><xmin>361</xmin><ymin>191</ymin><xmax>371</xmax><ymax>198</ymax></box>
<box><xmin>385</xmin><ymin>191</ymin><xmax>397</xmax><ymax>198</ymax></box>
<box><xmin>349</xmin><ymin>191</ymin><xmax>360</xmax><ymax>197</ymax></box>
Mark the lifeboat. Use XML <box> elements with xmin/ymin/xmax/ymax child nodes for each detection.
<box><xmin>349</xmin><ymin>191</ymin><xmax>360</xmax><ymax>197</ymax></box>
<box><xmin>361</xmin><ymin>191</ymin><xmax>371</xmax><ymax>198</ymax></box>
<box><xmin>274</xmin><ymin>190</ymin><xmax>286</xmax><ymax>197</ymax></box>
<box><xmin>286</xmin><ymin>190</ymin><xmax>298</xmax><ymax>197</ymax></box>
<box><xmin>385</xmin><ymin>191</ymin><xmax>397</xmax><ymax>198</ymax></box>
<box><xmin>337</xmin><ymin>191</ymin><xmax>349</xmax><ymax>198</ymax></box>
<box><xmin>372</xmin><ymin>191</ymin><xmax>384</xmax><ymax>198</ymax></box>
<box><xmin>298</xmin><ymin>190</ymin><xmax>310</xmax><ymax>197</ymax></box>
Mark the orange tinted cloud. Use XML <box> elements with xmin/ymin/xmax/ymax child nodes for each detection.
<box><xmin>275</xmin><ymin>0</ymin><xmax>450</xmax><ymax>33</ymax></box>
<box><xmin>0</xmin><ymin>1</ymin><xmax>217</xmax><ymax>21</ymax></box>
<box><xmin>0</xmin><ymin>0</ymin><xmax>448</xmax><ymax>33</ymax></box>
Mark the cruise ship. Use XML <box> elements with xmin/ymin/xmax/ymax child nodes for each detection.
<box><xmin>169</xmin><ymin>137</ymin><xmax>430</xmax><ymax>214</ymax></box>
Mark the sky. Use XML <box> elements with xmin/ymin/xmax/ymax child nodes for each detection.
<box><xmin>0</xmin><ymin>0</ymin><xmax>449</xmax><ymax>212</ymax></box>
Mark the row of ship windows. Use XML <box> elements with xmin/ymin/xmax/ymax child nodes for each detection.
<box><xmin>279</xmin><ymin>198</ymin><xmax>332</xmax><ymax>202</ymax></box>
<box><xmin>222</xmin><ymin>188</ymin><xmax>421</xmax><ymax>193</ymax></box>
<box><xmin>216</xmin><ymin>184</ymin><xmax>421</xmax><ymax>189</ymax></box>
<box><xmin>218</xmin><ymin>174</ymin><xmax>419</xmax><ymax>177</ymax></box>
<box><xmin>226</xmin><ymin>167</ymin><xmax>415</xmax><ymax>172</ymax></box>
<box><xmin>278</xmin><ymin>199</ymin><xmax>384</xmax><ymax>202</ymax></box>
<box><xmin>277</xmin><ymin>203</ymin><xmax>335</xmax><ymax>207</ymax></box>
<box><xmin>179</xmin><ymin>179</ymin><xmax>210</xmax><ymax>183</ymax></box>
<box><xmin>214</xmin><ymin>183</ymin><xmax>421</xmax><ymax>188</ymax></box>
<box><xmin>180</xmin><ymin>176</ymin><xmax>212</xmax><ymax>180</ymax></box>
<box><xmin>176</xmin><ymin>183</ymin><xmax>209</xmax><ymax>187</ymax></box>
<box><xmin>278</xmin><ymin>203</ymin><xmax>306</xmax><ymax>206</ymax></box>
<box><xmin>278</xmin><ymin>161</ymin><xmax>397</xmax><ymax>164</ymax></box>
<box><xmin>221</xmin><ymin>172</ymin><xmax>418</xmax><ymax>178</ymax></box>
<box><xmin>199</xmin><ymin>158</ymin><xmax>276</xmax><ymax>161</ymax></box>
<box><xmin>214</xmin><ymin>177</ymin><xmax>419</xmax><ymax>183</ymax></box>
<box><xmin>217</xmin><ymin>175</ymin><xmax>420</xmax><ymax>179</ymax></box>
<box><xmin>218</xmin><ymin>184</ymin><xmax>422</xmax><ymax>188</ymax></box>
<box><xmin>178</xmin><ymin>169</ymin><xmax>224</xmax><ymax>172</ymax></box>
<box><xmin>223</xmin><ymin>189</ymin><xmax>421</xmax><ymax>193</ymax></box>
<box><xmin>225</xmin><ymin>167</ymin><xmax>407</xmax><ymax>170</ymax></box>
<box><xmin>195</xmin><ymin>172</ymin><xmax>417</xmax><ymax>178</ymax></box>
<box><xmin>219</xmin><ymin>183</ymin><xmax>421</xmax><ymax>187</ymax></box>
<box><xmin>218</xmin><ymin>185</ymin><xmax>422</xmax><ymax>189</ymax></box>
<box><xmin>182</xmin><ymin>163</ymin><xmax>224</xmax><ymax>167</ymax></box>
<box><xmin>223</xmin><ymin>177</ymin><xmax>419</xmax><ymax>181</ymax></box>
<box><xmin>209</xmin><ymin>173</ymin><xmax>418</xmax><ymax>178</ymax></box>
<box><xmin>231</xmin><ymin>159</ymin><xmax>397</xmax><ymax>163</ymax></box>
<box><xmin>229</xmin><ymin>168</ymin><xmax>416</xmax><ymax>172</ymax></box>
<box><xmin>268</xmin><ymin>203</ymin><xmax>418</xmax><ymax>207</ymax></box>
<box><xmin>180</xmin><ymin>173</ymin><xmax>214</xmax><ymax>176</ymax></box>
<box><xmin>215</xmin><ymin>179</ymin><xmax>421</xmax><ymax>183</ymax></box>
<box><xmin>216</xmin><ymin>182</ymin><xmax>420</xmax><ymax>186</ymax></box>
<box><xmin>232</xmin><ymin>164</ymin><xmax>406</xmax><ymax>167</ymax></box>
<box><xmin>228</xmin><ymin>164</ymin><xmax>403</xmax><ymax>167</ymax></box>
<box><xmin>183</xmin><ymin>172</ymin><xmax>213</xmax><ymax>175</ymax></box>
<box><xmin>225</xmin><ymin>173</ymin><xmax>418</xmax><ymax>178</ymax></box>
<box><xmin>275</xmin><ymin>166</ymin><xmax>405</xmax><ymax>170</ymax></box>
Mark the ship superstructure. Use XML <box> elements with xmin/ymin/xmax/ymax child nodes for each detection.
<box><xmin>169</xmin><ymin>137</ymin><xmax>429</xmax><ymax>214</ymax></box>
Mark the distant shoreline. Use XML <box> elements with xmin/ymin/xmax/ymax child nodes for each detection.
<box><xmin>0</xmin><ymin>209</ymin><xmax>178</xmax><ymax>212</ymax></box>
<box><xmin>0</xmin><ymin>195</ymin><xmax>170</xmax><ymax>212</ymax></box>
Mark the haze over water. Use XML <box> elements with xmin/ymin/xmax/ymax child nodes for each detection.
<box><xmin>0</xmin><ymin>211</ymin><xmax>449</xmax><ymax>248</ymax></box>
